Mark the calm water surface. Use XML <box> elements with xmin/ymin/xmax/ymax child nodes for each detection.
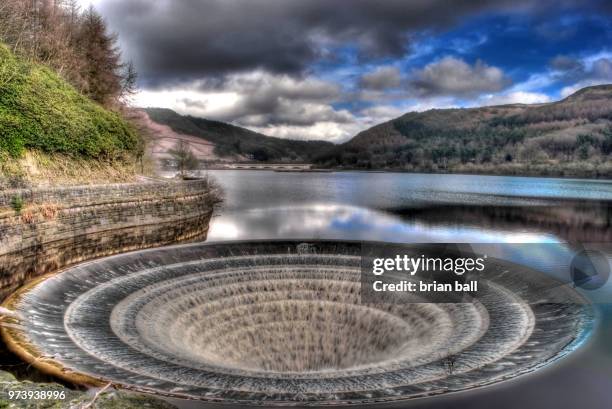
<box><xmin>193</xmin><ymin>170</ymin><xmax>612</xmax><ymax>409</ymax></box>
<box><xmin>206</xmin><ymin>170</ymin><xmax>612</xmax><ymax>243</ymax></box>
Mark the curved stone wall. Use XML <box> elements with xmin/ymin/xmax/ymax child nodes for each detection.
<box><xmin>0</xmin><ymin>180</ymin><xmax>218</xmax><ymax>301</ymax></box>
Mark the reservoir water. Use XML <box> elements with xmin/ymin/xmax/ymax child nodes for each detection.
<box><xmin>206</xmin><ymin>170</ymin><xmax>612</xmax><ymax>245</ymax></box>
<box><xmin>197</xmin><ymin>170</ymin><xmax>612</xmax><ymax>409</ymax></box>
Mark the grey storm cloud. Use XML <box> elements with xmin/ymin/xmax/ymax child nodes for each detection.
<box><xmin>99</xmin><ymin>0</ymin><xmax>571</xmax><ymax>87</ymax></box>
<box><xmin>550</xmin><ymin>55</ymin><xmax>585</xmax><ymax>73</ymax></box>
<box><xmin>409</xmin><ymin>57</ymin><xmax>511</xmax><ymax>97</ymax></box>
<box><xmin>551</xmin><ymin>55</ymin><xmax>612</xmax><ymax>82</ymax></box>
<box><xmin>180</xmin><ymin>73</ymin><xmax>351</xmax><ymax>127</ymax></box>
<box><xmin>360</xmin><ymin>66</ymin><xmax>402</xmax><ymax>90</ymax></box>
<box><xmin>222</xmin><ymin>74</ymin><xmax>340</xmax><ymax>102</ymax></box>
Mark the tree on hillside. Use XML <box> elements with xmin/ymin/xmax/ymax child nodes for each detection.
<box><xmin>251</xmin><ymin>148</ymin><xmax>270</xmax><ymax>162</ymax></box>
<box><xmin>76</xmin><ymin>6</ymin><xmax>123</xmax><ymax>106</ymax></box>
<box><xmin>121</xmin><ymin>60</ymin><xmax>138</xmax><ymax>103</ymax></box>
<box><xmin>0</xmin><ymin>1</ymin><xmax>81</xmax><ymax>83</ymax></box>
<box><xmin>0</xmin><ymin>1</ymin><xmax>132</xmax><ymax>108</ymax></box>
<box><xmin>169</xmin><ymin>140</ymin><xmax>200</xmax><ymax>178</ymax></box>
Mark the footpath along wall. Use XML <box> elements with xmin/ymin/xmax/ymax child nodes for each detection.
<box><xmin>0</xmin><ymin>179</ymin><xmax>219</xmax><ymax>301</ymax></box>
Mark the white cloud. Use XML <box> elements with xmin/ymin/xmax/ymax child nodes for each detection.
<box><xmin>480</xmin><ymin>91</ymin><xmax>551</xmax><ymax>105</ymax></box>
<box><xmin>360</xmin><ymin>98</ymin><xmax>457</xmax><ymax>119</ymax></box>
<box><xmin>249</xmin><ymin>121</ymin><xmax>364</xmax><ymax>143</ymax></box>
<box><xmin>402</xmin><ymin>98</ymin><xmax>458</xmax><ymax>112</ymax></box>
<box><xmin>133</xmin><ymin>88</ymin><xmax>241</xmax><ymax>118</ymax></box>
<box><xmin>582</xmin><ymin>51</ymin><xmax>612</xmax><ymax>68</ymax></box>
<box><xmin>132</xmin><ymin>72</ymin><xmax>361</xmax><ymax>142</ymax></box>
<box><xmin>359</xmin><ymin>105</ymin><xmax>406</xmax><ymax>121</ymax></box>
<box><xmin>509</xmin><ymin>72</ymin><xmax>557</xmax><ymax>93</ymax></box>
<box><xmin>551</xmin><ymin>53</ymin><xmax>612</xmax><ymax>98</ymax></box>
<box><xmin>450</xmin><ymin>34</ymin><xmax>488</xmax><ymax>54</ymax></box>
<box><xmin>560</xmin><ymin>79</ymin><xmax>611</xmax><ymax>98</ymax></box>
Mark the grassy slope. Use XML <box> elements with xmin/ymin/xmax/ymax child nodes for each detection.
<box><xmin>145</xmin><ymin>108</ymin><xmax>333</xmax><ymax>162</ymax></box>
<box><xmin>0</xmin><ymin>43</ymin><xmax>142</xmax><ymax>186</ymax></box>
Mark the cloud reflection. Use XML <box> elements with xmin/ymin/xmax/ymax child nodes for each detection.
<box><xmin>207</xmin><ymin>203</ymin><xmax>558</xmax><ymax>244</ymax></box>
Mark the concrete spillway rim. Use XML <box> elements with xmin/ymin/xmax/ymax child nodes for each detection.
<box><xmin>2</xmin><ymin>271</ymin><xmax>109</xmax><ymax>388</ymax></box>
<box><xmin>1</xmin><ymin>271</ymin><xmax>208</xmax><ymax>401</ymax></box>
<box><xmin>0</xmin><ymin>240</ymin><xmax>597</xmax><ymax>407</ymax></box>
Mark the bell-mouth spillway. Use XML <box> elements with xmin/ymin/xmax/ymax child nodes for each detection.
<box><xmin>1</xmin><ymin>241</ymin><xmax>594</xmax><ymax>406</ymax></box>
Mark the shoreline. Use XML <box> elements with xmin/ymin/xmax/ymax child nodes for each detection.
<box><xmin>202</xmin><ymin>167</ymin><xmax>612</xmax><ymax>181</ymax></box>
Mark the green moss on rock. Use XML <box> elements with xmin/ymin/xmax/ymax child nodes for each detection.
<box><xmin>0</xmin><ymin>373</ymin><xmax>83</xmax><ymax>408</ymax></box>
<box><xmin>0</xmin><ymin>371</ymin><xmax>17</xmax><ymax>383</ymax></box>
<box><xmin>91</xmin><ymin>392</ymin><xmax>178</xmax><ymax>409</ymax></box>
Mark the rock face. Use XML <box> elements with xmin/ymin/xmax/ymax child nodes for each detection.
<box><xmin>0</xmin><ymin>179</ymin><xmax>220</xmax><ymax>301</ymax></box>
<box><xmin>0</xmin><ymin>370</ymin><xmax>177</xmax><ymax>408</ymax></box>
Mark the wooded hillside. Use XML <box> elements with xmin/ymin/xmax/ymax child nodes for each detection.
<box><xmin>316</xmin><ymin>85</ymin><xmax>612</xmax><ymax>177</ymax></box>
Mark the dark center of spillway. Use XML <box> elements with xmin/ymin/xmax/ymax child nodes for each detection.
<box><xmin>110</xmin><ymin>265</ymin><xmax>467</xmax><ymax>376</ymax></box>
<box><xmin>170</xmin><ymin>301</ymin><xmax>413</xmax><ymax>372</ymax></box>
<box><xmin>3</xmin><ymin>241</ymin><xmax>594</xmax><ymax>406</ymax></box>
<box><xmin>127</xmin><ymin>290</ymin><xmax>447</xmax><ymax>373</ymax></box>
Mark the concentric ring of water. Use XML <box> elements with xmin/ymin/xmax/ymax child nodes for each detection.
<box><xmin>3</xmin><ymin>241</ymin><xmax>594</xmax><ymax>406</ymax></box>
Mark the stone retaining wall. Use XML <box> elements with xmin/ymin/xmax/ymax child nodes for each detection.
<box><xmin>0</xmin><ymin>180</ymin><xmax>218</xmax><ymax>300</ymax></box>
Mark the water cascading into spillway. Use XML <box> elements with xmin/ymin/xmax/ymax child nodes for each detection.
<box><xmin>1</xmin><ymin>241</ymin><xmax>594</xmax><ymax>406</ymax></box>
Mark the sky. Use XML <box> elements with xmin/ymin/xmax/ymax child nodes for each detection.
<box><xmin>78</xmin><ymin>0</ymin><xmax>612</xmax><ymax>143</ymax></box>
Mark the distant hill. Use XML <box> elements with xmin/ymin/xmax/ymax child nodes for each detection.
<box><xmin>145</xmin><ymin>86</ymin><xmax>612</xmax><ymax>177</ymax></box>
<box><xmin>145</xmin><ymin>108</ymin><xmax>334</xmax><ymax>162</ymax></box>
<box><xmin>316</xmin><ymin>85</ymin><xmax>612</xmax><ymax>177</ymax></box>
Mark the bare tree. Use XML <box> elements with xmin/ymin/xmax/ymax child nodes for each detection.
<box><xmin>0</xmin><ymin>0</ymin><xmax>131</xmax><ymax>107</ymax></box>
<box><xmin>169</xmin><ymin>140</ymin><xmax>199</xmax><ymax>178</ymax></box>
<box><xmin>120</xmin><ymin>60</ymin><xmax>138</xmax><ymax>103</ymax></box>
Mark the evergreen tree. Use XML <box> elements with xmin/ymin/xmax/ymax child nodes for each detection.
<box><xmin>77</xmin><ymin>6</ymin><xmax>123</xmax><ymax>106</ymax></box>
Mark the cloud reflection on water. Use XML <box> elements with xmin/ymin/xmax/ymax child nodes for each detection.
<box><xmin>207</xmin><ymin>203</ymin><xmax>559</xmax><ymax>243</ymax></box>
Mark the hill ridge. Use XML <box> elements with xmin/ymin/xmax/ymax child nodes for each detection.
<box><xmin>315</xmin><ymin>84</ymin><xmax>612</xmax><ymax>177</ymax></box>
<box><xmin>144</xmin><ymin>107</ymin><xmax>333</xmax><ymax>162</ymax></box>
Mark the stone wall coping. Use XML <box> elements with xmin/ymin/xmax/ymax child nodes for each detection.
<box><xmin>0</xmin><ymin>179</ymin><xmax>212</xmax><ymax>208</ymax></box>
